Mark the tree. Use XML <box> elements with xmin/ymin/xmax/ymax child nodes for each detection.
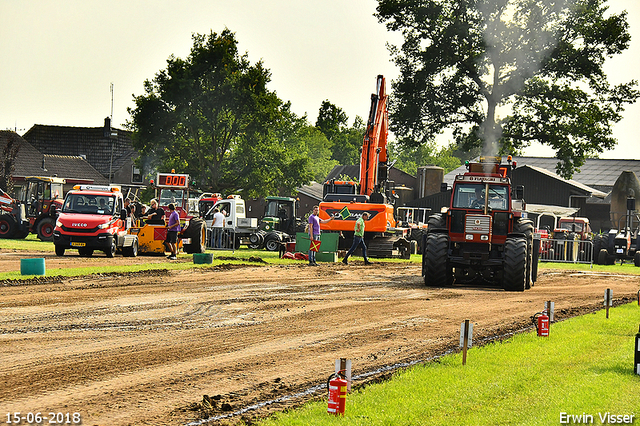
<box><xmin>0</xmin><ymin>131</ymin><xmax>20</xmax><ymax>195</ymax></box>
<box><xmin>315</xmin><ymin>101</ymin><xmax>365</xmax><ymax>166</ymax></box>
<box><xmin>376</xmin><ymin>0</ymin><xmax>639</xmax><ymax>178</ymax></box>
<box><xmin>128</xmin><ymin>29</ymin><xmax>311</xmax><ymax>197</ymax></box>
<box><xmin>389</xmin><ymin>141</ymin><xmax>461</xmax><ymax>176</ymax></box>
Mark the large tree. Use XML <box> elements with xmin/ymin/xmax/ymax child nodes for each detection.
<box><xmin>315</xmin><ymin>101</ymin><xmax>365</xmax><ymax>166</ymax></box>
<box><xmin>128</xmin><ymin>29</ymin><xmax>311</xmax><ymax>197</ymax></box>
<box><xmin>376</xmin><ymin>0</ymin><xmax>639</xmax><ymax>178</ymax></box>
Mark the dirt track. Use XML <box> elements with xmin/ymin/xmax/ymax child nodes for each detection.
<box><xmin>1</xmin><ymin>250</ymin><xmax>639</xmax><ymax>425</ymax></box>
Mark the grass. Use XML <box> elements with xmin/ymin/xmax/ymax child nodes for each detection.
<box><xmin>0</xmin><ymin>235</ymin><xmax>416</xmax><ymax>280</ymax></box>
<box><xmin>259</xmin><ymin>303</ymin><xmax>640</xmax><ymax>426</ymax></box>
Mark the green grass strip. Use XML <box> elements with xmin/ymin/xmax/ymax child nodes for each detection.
<box><xmin>260</xmin><ymin>303</ymin><xmax>640</xmax><ymax>426</ymax></box>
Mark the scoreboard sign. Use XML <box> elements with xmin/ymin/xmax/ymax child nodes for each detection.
<box><xmin>156</xmin><ymin>173</ymin><xmax>189</xmax><ymax>188</ymax></box>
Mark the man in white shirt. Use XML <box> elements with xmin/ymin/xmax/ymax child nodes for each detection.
<box><xmin>212</xmin><ymin>208</ymin><xmax>225</xmax><ymax>248</ymax></box>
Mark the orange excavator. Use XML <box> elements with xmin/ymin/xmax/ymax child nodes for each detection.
<box><xmin>319</xmin><ymin>75</ymin><xmax>410</xmax><ymax>258</ymax></box>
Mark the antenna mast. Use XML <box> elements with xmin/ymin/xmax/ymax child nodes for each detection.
<box><xmin>110</xmin><ymin>82</ymin><xmax>114</xmax><ymax>120</ymax></box>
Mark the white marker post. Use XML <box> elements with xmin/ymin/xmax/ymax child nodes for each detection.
<box><xmin>545</xmin><ymin>301</ymin><xmax>555</xmax><ymax>322</ymax></box>
<box><xmin>335</xmin><ymin>358</ymin><xmax>352</xmax><ymax>392</ymax></box>
<box><xmin>605</xmin><ymin>289</ymin><xmax>613</xmax><ymax>319</ymax></box>
<box><xmin>459</xmin><ymin>320</ymin><xmax>473</xmax><ymax>366</ymax></box>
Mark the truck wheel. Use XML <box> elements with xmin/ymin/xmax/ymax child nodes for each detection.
<box><xmin>105</xmin><ymin>238</ymin><xmax>116</xmax><ymax>258</ymax></box>
<box><xmin>37</xmin><ymin>217</ymin><xmax>56</xmax><ymax>242</ymax></box>
<box><xmin>0</xmin><ymin>215</ymin><xmax>16</xmax><ymax>239</ymax></box>
<box><xmin>503</xmin><ymin>237</ymin><xmax>526</xmax><ymax>291</ymax></box>
<box><xmin>55</xmin><ymin>245</ymin><xmax>66</xmax><ymax>256</ymax></box>
<box><xmin>423</xmin><ymin>233</ymin><xmax>451</xmax><ymax>287</ymax></box>
<box><xmin>123</xmin><ymin>239</ymin><xmax>138</xmax><ymax>257</ymax></box>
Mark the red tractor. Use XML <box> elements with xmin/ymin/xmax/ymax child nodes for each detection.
<box><xmin>0</xmin><ymin>176</ymin><xmax>65</xmax><ymax>241</ymax></box>
<box><xmin>422</xmin><ymin>156</ymin><xmax>539</xmax><ymax>291</ymax></box>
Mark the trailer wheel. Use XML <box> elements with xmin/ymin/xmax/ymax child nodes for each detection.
<box><xmin>37</xmin><ymin>217</ymin><xmax>56</xmax><ymax>242</ymax></box>
<box><xmin>503</xmin><ymin>237</ymin><xmax>526</xmax><ymax>291</ymax></box>
<box><xmin>0</xmin><ymin>215</ymin><xmax>16</xmax><ymax>239</ymax></box>
<box><xmin>123</xmin><ymin>239</ymin><xmax>138</xmax><ymax>257</ymax></box>
<box><xmin>55</xmin><ymin>245</ymin><xmax>65</xmax><ymax>256</ymax></box>
<box><xmin>423</xmin><ymin>233</ymin><xmax>451</xmax><ymax>287</ymax></box>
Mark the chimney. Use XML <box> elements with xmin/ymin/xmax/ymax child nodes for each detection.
<box><xmin>103</xmin><ymin>117</ymin><xmax>111</xmax><ymax>138</ymax></box>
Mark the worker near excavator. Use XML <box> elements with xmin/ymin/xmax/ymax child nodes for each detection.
<box><xmin>308</xmin><ymin>205</ymin><xmax>332</xmax><ymax>266</ymax></box>
<box><xmin>342</xmin><ymin>212</ymin><xmax>373</xmax><ymax>265</ymax></box>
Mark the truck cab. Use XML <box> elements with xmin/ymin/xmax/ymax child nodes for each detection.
<box><xmin>202</xmin><ymin>196</ymin><xmax>258</xmax><ymax>248</ymax></box>
<box><xmin>53</xmin><ymin>185</ymin><xmax>138</xmax><ymax>257</ymax></box>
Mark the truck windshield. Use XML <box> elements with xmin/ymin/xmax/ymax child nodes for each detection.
<box><xmin>62</xmin><ymin>194</ymin><xmax>115</xmax><ymax>215</ymax></box>
<box><xmin>159</xmin><ymin>189</ymin><xmax>185</xmax><ymax>209</ymax></box>
<box><xmin>453</xmin><ymin>184</ymin><xmax>509</xmax><ymax>210</ymax></box>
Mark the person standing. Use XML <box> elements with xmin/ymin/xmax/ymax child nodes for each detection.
<box><xmin>212</xmin><ymin>207</ymin><xmax>225</xmax><ymax>248</ymax></box>
<box><xmin>308</xmin><ymin>205</ymin><xmax>332</xmax><ymax>266</ymax></box>
<box><xmin>342</xmin><ymin>212</ymin><xmax>372</xmax><ymax>265</ymax></box>
<box><xmin>166</xmin><ymin>203</ymin><xmax>181</xmax><ymax>260</ymax></box>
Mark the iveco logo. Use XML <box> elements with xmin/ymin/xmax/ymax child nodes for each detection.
<box><xmin>72</xmin><ymin>223</ymin><xmax>88</xmax><ymax>227</ymax></box>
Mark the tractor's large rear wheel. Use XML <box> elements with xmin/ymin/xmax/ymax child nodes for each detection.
<box><xmin>0</xmin><ymin>215</ymin><xmax>16</xmax><ymax>239</ymax></box>
<box><xmin>182</xmin><ymin>218</ymin><xmax>206</xmax><ymax>254</ymax></box>
<box><xmin>503</xmin><ymin>237</ymin><xmax>527</xmax><ymax>291</ymax></box>
<box><xmin>423</xmin><ymin>233</ymin><xmax>451</xmax><ymax>287</ymax></box>
<box><xmin>514</xmin><ymin>219</ymin><xmax>534</xmax><ymax>289</ymax></box>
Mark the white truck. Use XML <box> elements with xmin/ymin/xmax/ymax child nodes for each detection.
<box><xmin>202</xmin><ymin>195</ymin><xmax>258</xmax><ymax>248</ymax></box>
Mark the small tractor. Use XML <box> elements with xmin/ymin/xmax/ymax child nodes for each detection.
<box><xmin>593</xmin><ymin>196</ymin><xmax>640</xmax><ymax>266</ymax></box>
<box><xmin>547</xmin><ymin>217</ymin><xmax>593</xmax><ymax>262</ymax></box>
<box><xmin>422</xmin><ymin>156</ymin><xmax>539</xmax><ymax>291</ymax></box>
<box><xmin>248</xmin><ymin>196</ymin><xmax>305</xmax><ymax>251</ymax></box>
<box><xmin>0</xmin><ymin>176</ymin><xmax>66</xmax><ymax>241</ymax></box>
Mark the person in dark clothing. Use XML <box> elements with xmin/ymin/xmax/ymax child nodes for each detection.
<box><xmin>143</xmin><ymin>199</ymin><xmax>165</xmax><ymax>224</ymax></box>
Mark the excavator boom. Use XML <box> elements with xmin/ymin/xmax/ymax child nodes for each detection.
<box><xmin>359</xmin><ymin>75</ymin><xmax>388</xmax><ymax>196</ymax></box>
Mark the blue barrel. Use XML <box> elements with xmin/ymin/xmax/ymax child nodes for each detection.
<box><xmin>21</xmin><ymin>258</ymin><xmax>46</xmax><ymax>275</ymax></box>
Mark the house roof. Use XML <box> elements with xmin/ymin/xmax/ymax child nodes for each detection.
<box><xmin>22</xmin><ymin>118</ymin><xmax>136</xmax><ymax>180</ymax></box>
<box><xmin>524</xmin><ymin>165</ymin><xmax>607</xmax><ymax>198</ymax></box>
<box><xmin>443</xmin><ymin>156</ymin><xmax>640</xmax><ymax>191</ymax></box>
<box><xmin>297</xmin><ymin>181</ymin><xmax>323</xmax><ymax>201</ymax></box>
<box><xmin>0</xmin><ymin>131</ymin><xmax>108</xmax><ymax>185</ymax></box>
<box><xmin>42</xmin><ymin>154</ymin><xmax>108</xmax><ymax>184</ymax></box>
<box><xmin>0</xmin><ymin>131</ymin><xmax>45</xmax><ymax>178</ymax></box>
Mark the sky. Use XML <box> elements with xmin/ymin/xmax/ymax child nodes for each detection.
<box><xmin>1</xmin><ymin>0</ymin><xmax>639</xmax><ymax>160</ymax></box>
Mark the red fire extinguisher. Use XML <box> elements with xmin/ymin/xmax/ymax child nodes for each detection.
<box><xmin>532</xmin><ymin>311</ymin><xmax>549</xmax><ymax>337</ymax></box>
<box><xmin>327</xmin><ymin>371</ymin><xmax>348</xmax><ymax>415</ymax></box>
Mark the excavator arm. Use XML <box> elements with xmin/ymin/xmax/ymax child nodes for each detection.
<box><xmin>359</xmin><ymin>75</ymin><xmax>389</xmax><ymax>197</ymax></box>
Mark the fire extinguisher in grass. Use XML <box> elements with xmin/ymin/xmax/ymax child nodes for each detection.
<box><xmin>532</xmin><ymin>311</ymin><xmax>549</xmax><ymax>337</ymax></box>
<box><xmin>327</xmin><ymin>370</ymin><xmax>348</xmax><ymax>415</ymax></box>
